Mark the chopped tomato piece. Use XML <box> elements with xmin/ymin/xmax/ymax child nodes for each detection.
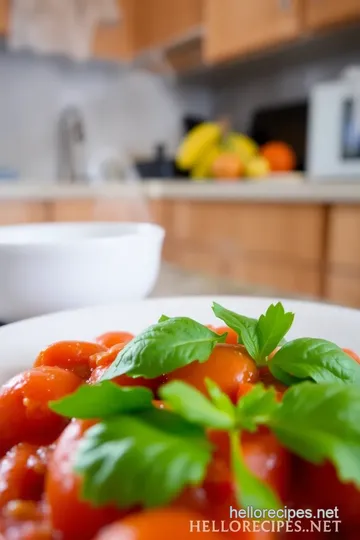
<box><xmin>166</xmin><ymin>344</ymin><xmax>258</xmax><ymax>402</ymax></box>
<box><xmin>34</xmin><ymin>341</ymin><xmax>106</xmax><ymax>380</ymax></box>
<box><xmin>89</xmin><ymin>343</ymin><xmax>125</xmax><ymax>370</ymax></box>
<box><xmin>0</xmin><ymin>367</ymin><xmax>82</xmax><ymax>456</ymax></box>
<box><xmin>0</xmin><ymin>444</ymin><xmax>52</xmax><ymax>507</ymax></box>
<box><xmin>46</xmin><ymin>420</ymin><xmax>122</xmax><ymax>540</ymax></box>
<box><xmin>208</xmin><ymin>428</ymin><xmax>289</xmax><ymax>502</ymax></box>
<box><xmin>95</xmin><ymin>332</ymin><xmax>134</xmax><ymax>349</ymax></box>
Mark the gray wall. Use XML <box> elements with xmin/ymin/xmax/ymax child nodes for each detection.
<box><xmin>0</xmin><ymin>52</ymin><xmax>212</xmax><ymax>180</ymax></box>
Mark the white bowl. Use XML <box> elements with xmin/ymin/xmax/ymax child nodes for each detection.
<box><xmin>0</xmin><ymin>222</ymin><xmax>165</xmax><ymax>322</ymax></box>
<box><xmin>0</xmin><ymin>296</ymin><xmax>359</xmax><ymax>380</ymax></box>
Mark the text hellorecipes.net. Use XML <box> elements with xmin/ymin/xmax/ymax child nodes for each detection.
<box><xmin>189</xmin><ymin>506</ymin><xmax>341</xmax><ymax>534</ymax></box>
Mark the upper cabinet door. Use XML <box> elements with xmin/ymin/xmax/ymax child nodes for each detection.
<box><xmin>303</xmin><ymin>0</ymin><xmax>360</xmax><ymax>30</ymax></box>
<box><xmin>133</xmin><ymin>0</ymin><xmax>203</xmax><ymax>52</ymax></box>
<box><xmin>204</xmin><ymin>0</ymin><xmax>302</xmax><ymax>64</ymax></box>
<box><xmin>0</xmin><ymin>0</ymin><xmax>9</xmax><ymax>35</ymax></box>
<box><xmin>93</xmin><ymin>0</ymin><xmax>134</xmax><ymax>60</ymax></box>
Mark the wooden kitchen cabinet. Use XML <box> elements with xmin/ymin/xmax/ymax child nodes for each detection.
<box><xmin>0</xmin><ymin>202</ymin><xmax>48</xmax><ymax>225</ymax></box>
<box><xmin>163</xmin><ymin>201</ymin><xmax>325</xmax><ymax>297</ymax></box>
<box><xmin>49</xmin><ymin>199</ymin><xmax>169</xmax><ymax>225</ymax></box>
<box><xmin>303</xmin><ymin>0</ymin><xmax>360</xmax><ymax>30</ymax></box>
<box><xmin>93</xmin><ymin>0</ymin><xmax>135</xmax><ymax>60</ymax></box>
<box><xmin>327</xmin><ymin>205</ymin><xmax>360</xmax><ymax>272</ymax></box>
<box><xmin>132</xmin><ymin>0</ymin><xmax>203</xmax><ymax>52</ymax></box>
<box><xmin>204</xmin><ymin>0</ymin><xmax>302</xmax><ymax>63</ymax></box>
<box><xmin>323</xmin><ymin>205</ymin><xmax>360</xmax><ymax>306</ymax></box>
<box><xmin>0</xmin><ymin>0</ymin><xmax>8</xmax><ymax>35</ymax></box>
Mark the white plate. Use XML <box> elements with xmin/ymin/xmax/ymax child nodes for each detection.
<box><xmin>0</xmin><ymin>296</ymin><xmax>359</xmax><ymax>380</ymax></box>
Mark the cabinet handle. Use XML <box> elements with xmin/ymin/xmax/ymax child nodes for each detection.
<box><xmin>278</xmin><ymin>0</ymin><xmax>292</xmax><ymax>10</ymax></box>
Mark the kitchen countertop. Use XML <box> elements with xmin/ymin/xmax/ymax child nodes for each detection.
<box><xmin>1</xmin><ymin>176</ymin><xmax>360</xmax><ymax>203</ymax></box>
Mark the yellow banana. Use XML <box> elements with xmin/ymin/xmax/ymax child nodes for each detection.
<box><xmin>225</xmin><ymin>133</ymin><xmax>258</xmax><ymax>165</ymax></box>
<box><xmin>191</xmin><ymin>144</ymin><xmax>222</xmax><ymax>180</ymax></box>
<box><xmin>176</xmin><ymin>123</ymin><xmax>222</xmax><ymax>171</ymax></box>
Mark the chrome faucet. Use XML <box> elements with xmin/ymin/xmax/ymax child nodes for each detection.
<box><xmin>57</xmin><ymin>106</ymin><xmax>86</xmax><ymax>183</ymax></box>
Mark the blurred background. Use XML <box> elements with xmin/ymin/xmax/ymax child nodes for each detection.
<box><xmin>1</xmin><ymin>0</ymin><xmax>360</xmax><ymax>309</ymax></box>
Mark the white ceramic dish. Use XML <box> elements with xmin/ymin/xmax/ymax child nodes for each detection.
<box><xmin>0</xmin><ymin>296</ymin><xmax>359</xmax><ymax>380</ymax></box>
<box><xmin>0</xmin><ymin>222</ymin><xmax>165</xmax><ymax>323</ymax></box>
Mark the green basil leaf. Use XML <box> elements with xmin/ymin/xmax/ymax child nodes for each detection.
<box><xmin>236</xmin><ymin>384</ymin><xmax>280</xmax><ymax>432</ymax></box>
<box><xmin>257</xmin><ymin>303</ymin><xmax>294</xmax><ymax>359</ymax></box>
<box><xmin>50</xmin><ymin>382</ymin><xmax>153</xmax><ymax>419</ymax></box>
<box><xmin>160</xmin><ymin>380</ymin><xmax>235</xmax><ymax>429</ymax></box>
<box><xmin>205</xmin><ymin>378</ymin><xmax>235</xmax><ymax>418</ymax></box>
<box><xmin>230</xmin><ymin>431</ymin><xmax>281</xmax><ymax>510</ymax></box>
<box><xmin>102</xmin><ymin>317</ymin><xmax>226</xmax><ymax>380</ymax></box>
<box><xmin>270</xmin><ymin>338</ymin><xmax>360</xmax><ymax>385</ymax></box>
<box><xmin>158</xmin><ymin>315</ymin><xmax>170</xmax><ymax>323</ymax></box>
<box><xmin>268</xmin><ymin>382</ymin><xmax>360</xmax><ymax>488</ymax></box>
<box><xmin>212</xmin><ymin>302</ymin><xmax>259</xmax><ymax>358</ymax></box>
<box><xmin>269</xmin><ymin>364</ymin><xmax>303</xmax><ymax>387</ymax></box>
<box><xmin>75</xmin><ymin>409</ymin><xmax>212</xmax><ymax>509</ymax></box>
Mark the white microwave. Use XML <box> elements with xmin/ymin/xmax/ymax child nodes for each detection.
<box><xmin>307</xmin><ymin>71</ymin><xmax>360</xmax><ymax>180</ymax></box>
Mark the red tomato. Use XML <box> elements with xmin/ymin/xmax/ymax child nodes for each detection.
<box><xmin>0</xmin><ymin>367</ymin><xmax>82</xmax><ymax>456</ymax></box>
<box><xmin>0</xmin><ymin>500</ymin><xmax>52</xmax><ymax>540</ymax></box>
<box><xmin>0</xmin><ymin>518</ymin><xmax>53</xmax><ymax>540</ymax></box>
<box><xmin>95</xmin><ymin>332</ymin><xmax>134</xmax><ymax>349</ymax></box>
<box><xmin>214</xmin><ymin>326</ymin><xmax>239</xmax><ymax>345</ymax></box>
<box><xmin>34</xmin><ymin>341</ymin><xmax>106</xmax><ymax>380</ymax></box>
<box><xmin>93</xmin><ymin>509</ymin><xmax>225</xmax><ymax>540</ymax></box>
<box><xmin>208</xmin><ymin>429</ymin><xmax>289</xmax><ymax>502</ymax></box>
<box><xmin>88</xmin><ymin>364</ymin><xmax>161</xmax><ymax>394</ymax></box>
<box><xmin>166</xmin><ymin>344</ymin><xmax>258</xmax><ymax>402</ymax></box>
<box><xmin>297</xmin><ymin>461</ymin><xmax>360</xmax><ymax>528</ymax></box>
<box><xmin>46</xmin><ymin>420</ymin><xmax>122</xmax><ymax>540</ymax></box>
<box><xmin>0</xmin><ymin>444</ymin><xmax>52</xmax><ymax>507</ymax></box>
<box><xmin>89</xmin><ymin>343</ymin><xmax>125</xmax><ymax>370</ymax></box>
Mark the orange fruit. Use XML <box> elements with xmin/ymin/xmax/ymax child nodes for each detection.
<box><xmin>212</xmin><ymin>152</ymin><xmax>244</xmax><ymax>179</ymax></box>
<box><xmin>260</xmin><ymin>141</ymin><xmax>296</xmax><ymax>172</ymax></box>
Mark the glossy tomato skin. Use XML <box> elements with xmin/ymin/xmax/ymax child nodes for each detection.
<box><xmin>95</xmin><ymin>332</ymin><xmax>134</xmax><ymax>349</ymax></box>
<box><xmin>46</xmin><ymin>419</ymin><xmax>122</xmax><ymax>540</ymax></box>
<box><xmin>166</xmin><ymin>344</ymin><xmax>258</xmax><ymax>402</ymax></box>
<box><xmin>0</xmin><ymin>444</ymin><xmax>52</xmax><ymax>507</ymax></box>
<box><xmin>0</xmin><ymin>367</ymin><xmax>82</xmax><ymax>457</ymax></box>
<box><xmin>89</xmin><ymin>343</ymin><xmax>125</xmax><ymax>370</ymax></box>
<box><xmin>93</xmin><ymin>509</ymin><xmax>225</xmax><ymax>540</ymax></box>
<box><xmin>208</xmin><ymin>428</ymin><xmax>290</xmax><ymax>502</ymax></box>
<box><xmin>34</xmin><ymin>341</ymin><xmax>106</xmax><ymax>380</ymax></box>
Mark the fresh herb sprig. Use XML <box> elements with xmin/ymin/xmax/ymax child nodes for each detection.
<box><xmin>50</xmin><ymin>300</ymin><xmax>360</xmax><ymax>512</ymax></box>
<box><xmin>102</xmin><ymin>317</ymin><xmax>226</xmax><ymax>381</ymax></box>
<box><xmin>213</xmin><ymin>302</ymin><xmax>360</xmax><ymax>385</ymax></box>
<box><xmin>51</xmin><ymin>378</ymin><xmax>360</xmax><ymax>512</ymax></box>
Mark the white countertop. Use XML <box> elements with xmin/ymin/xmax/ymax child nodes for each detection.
<box><xmin>1</xmin><ymin>176</ymin><xmax>360</xmax><ymax>203</ymax></box>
